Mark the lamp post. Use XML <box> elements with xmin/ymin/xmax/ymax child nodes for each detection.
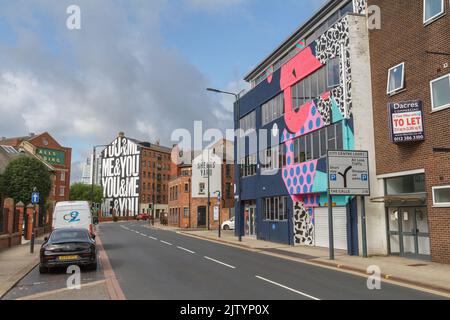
<box><xmin>206</xmin><ymin>88</ymin><xmax>244</xmax><ymax>242</ymax></box>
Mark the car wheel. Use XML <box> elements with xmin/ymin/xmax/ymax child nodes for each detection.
<box><xmin>39</xmin><ymin>265</ymin><xmax>48</xmax><ymax>274</ymax></box>
<box><xmin>223</xmin><ymin>225</ymin><xmax>230</xmax><ymax>231</ymax></box>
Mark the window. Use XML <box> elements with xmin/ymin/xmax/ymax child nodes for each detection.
<box><xmin>263</xmin><ymin>196</ymin><xmax>288</xmax><ymax>221</ymax></box>
<box><xmin>432</xmin><ymin>186</ymin><xmax>450</xmax><ymax>207</ymax></box>
<box><xmin>240</xmin><ymin>154</ymin><xmax>257</xmax><ymax>177</ymax></box>
<box><xmin>199</xmin><ymin>183</ymin><xmax>206</xmax><ymax>194</ymax></box>
<box><xmin>293</xmin><ymin>122</ymin><xmax>344</xmax><ymax>164</ymax></box>
<box><xmin>239</xmin><ymin>111</ymin><xmax>256</xmax><ymax>133</ymax></box>
<box><xmin>430</xmin><ymin>73</ymin><xmax>450</xmax><ymax>111</ymax></box>
<box><xmin>292</xmin><ymin>66</ymin><xmax>328</xmax><ymax>111</ymax></box>
<box><xmin>424</xmin><ymin>0</ymin><xmax>445</xmax><ymax>24</ymax></box>
<box><xmin>261</xmin><ymin>93</ymin><xmax>284</xmax><ymax>126</ymax></box>
<box><xmin>60</xmin><ymin>172</ymin><xmax>66</xmax><ymax>181</ymax></box>
<box><xmin>387</xmin><ymin>63</ymin><xmax>405</xmax><ymax>95</ymax></box>
<box><xmin>184</xmin><ymin>183</ymin><xmax>189</xmax><ymax>193</ymax></box>
<box><xmin>327</xmin><ymin>57</ymin><xmax>340</xmax><ymax>88</ymax></box>
<box><xmin>226</xmin><ymin>183</ymin><xmax>232</xmax><ymax>199</ymax></box>
<box><xmin>261</xmin><ymin>145</ymin><xmax>285</xmax><ymax>172</ymax></box>
<box><xmin>59</xmin><ymin>186</ymin><xmax>65</xmax><ymax>197</ymax></box>
<box><xmin>386</xmin><ymin>174</ymin><xmax>425</xmax><ymax>195</ymax></box>
<box><xmin>184</xmin><ymin>207</ymin><xmax>189</xmax><ymax>218</ymax></box>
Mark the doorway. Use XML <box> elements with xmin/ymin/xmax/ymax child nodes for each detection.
<box><xmin>244</xmin><ymin>205</ymin><xmax>256</xmax><ymax>237</ymax></box>
<box><xmin>387</xmin><ymin>207</ymin><xmax>430</xmax><ymax>259</ymax></box>
<box><xmin>197</xmin><ymin>206</ymin><xmax>206</xmax><ymax>228</ymax></box>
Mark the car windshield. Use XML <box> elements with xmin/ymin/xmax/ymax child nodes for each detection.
<box><xmin>50</xmin><ymin>230</ymin><xmax>89</xmax><ymax>243</ymax></box>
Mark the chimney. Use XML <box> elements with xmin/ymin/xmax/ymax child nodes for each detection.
<box><xmin>118</xmin><ymin>132</ymin><xmax>125</xmax><ymax>138</ymax></box>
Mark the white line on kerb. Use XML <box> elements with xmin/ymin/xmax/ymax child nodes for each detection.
<box><xmin>255</xmin><ymin>276</ymin><xmax>320</xmax><ymax>300</ymax></box>
<box><xmin>177</xmin><ymin>246</ymin><xmax>195</xmax><ymax>254</ymax></box>
<box><xmin>204</xmin><ymin>256</ymin><xmax>236</xmax><ymax>269</ymax></box>
<box><xmin>160</xmin><ymin>240</ymin><xmax>173</xmax><ymax>246</ymax></box>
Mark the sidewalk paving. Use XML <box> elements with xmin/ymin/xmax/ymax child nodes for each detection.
<box><xmin>149</xmin><ymin>223</ymin><xmax>450</xmax><ymax>296</ymax></box>
<box><xmin>0</xmin><ymin>237</ymin><xmax>46</xmax><ymax>299</ymax></box>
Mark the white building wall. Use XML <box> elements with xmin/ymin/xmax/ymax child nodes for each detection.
<box><xmin>348</xmin><ymin>14</ymin><xmax>387</xmax><ymax>255</ymax></box>
<box><xmin>191</xmin><ymin>149</ymin><xmax>222</xmax><ymax>198</ymax></box>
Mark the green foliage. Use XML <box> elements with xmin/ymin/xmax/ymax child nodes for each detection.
<box><xmin>1</xmin><ymin>156</ymin><xmax>52</xmax><ymax>204</ymax></box>
<box><xmin>70</xmin><ymin>183</ymin><xmax>103</xmax><ymax>204</ymax></box>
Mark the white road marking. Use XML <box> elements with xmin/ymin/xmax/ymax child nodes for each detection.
<box><xmin>139</xmin><ymin>233</ymin><xmax>146</xmax><ymax>236</ymax></box>
<box><xmin>148</xmin><ymin>236</ymin><xmax>157</xmax><ymax>240</ymax></box>
<box><xmin>255</xmin><ymin>276</ymin><xmax>320</xmax><ymax>300</ymax></box>
<box><xmin>177</xmin><ymin>246</ymin><xmax>195</xmax><ymax>254</ymax></box>
<box><xmin>204</xmin><ymin>256</ymin><xmax>236</xmax><ymax>269</ymax></box>
<box><xmin>160</xmin><ymin>240</ymin><xmax>173</xmax><ymax>246</ymax></box>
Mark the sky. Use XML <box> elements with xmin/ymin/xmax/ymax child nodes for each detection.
<box><xmin>0</xmin><ymin>0</ymin><xmax>327</xmax><ymax>182</ymax></box>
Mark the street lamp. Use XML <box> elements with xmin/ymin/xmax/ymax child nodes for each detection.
<box><xmin>206</xmin><ymin>87</ymin><xmax>244</xmax><ymax>242</ymax></box>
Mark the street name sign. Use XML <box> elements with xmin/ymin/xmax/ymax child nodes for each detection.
<box><xmin>327</xmin><ymin>151</ymin><xmax>370</xmax><ymax>196</ymax></box>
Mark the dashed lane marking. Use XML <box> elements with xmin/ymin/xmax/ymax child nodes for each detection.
<box><xmin>177</xmin><ymin>246</ymin><xmax>195</xmax><ymax>254</ymax></box>
<box><xmin>204</xmin><ymin>256</ymin><xmax>236</xmax><ymax>269</ymax></box>
<box><xmin>255</xmin><ymin>276</ymin><xmax>320</xmax><ymax>300</ymax></box>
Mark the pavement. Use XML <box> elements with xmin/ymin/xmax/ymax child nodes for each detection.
<box><xmin>0</xmin><ymin>236</ymin><xmax>45</xmax><ymax>299</ymax></box>
<box><xmin>1</xmin><ymin>233</ymin><xmax>109</xmax><ymax>300</ymax></box>
<box><xmin>99</xmin><ymin>221</ymin><xmax>443</xmax><ymax>300</ymax></box>
<box><xmin>149</xmin><ymin>223</ymin><xmax>450</xmax><ymax>297</ymax></box>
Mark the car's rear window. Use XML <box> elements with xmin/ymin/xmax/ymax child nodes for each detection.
<box><xmin>51</xmin><ymin>230</ymin><xmax>89</xmax><ymax>243</ymax></box>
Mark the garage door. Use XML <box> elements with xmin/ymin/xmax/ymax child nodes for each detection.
<box><xmin>314</xmin><ymin>207</ymin><xmax>348</xmax><ymax>251</ymax></box>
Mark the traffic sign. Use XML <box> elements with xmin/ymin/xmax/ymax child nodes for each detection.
<box><xmin>327</xmin><ymin>150</ymin><xmax>370</xmax><ymax>196</ymax></box>
<box><xmin>31</xmin><ymin>192</ymin><xmax>40</xmax><ymax>204</ymax></box>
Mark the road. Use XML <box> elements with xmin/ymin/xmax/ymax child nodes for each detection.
<box><xmin>98</xmin><ymin>221</ymin><xmax>441</xmax><ymax>300</ymax></box>
<box><xmin>3</xmin><ymin>220</ymin><xmax>444</xmax><ymax>300</ymax></box>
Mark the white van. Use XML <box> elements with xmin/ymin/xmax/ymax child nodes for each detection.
<box><xmin>52</xmin><ymin>201</ymin><xmax>94</xmax><ymax>235</ymax></box>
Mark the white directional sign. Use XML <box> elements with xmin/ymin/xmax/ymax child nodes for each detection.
<box><xmin>327</xmin><ymin>151</ymin><xmax>370</xmax><ymax>196</ymax></box>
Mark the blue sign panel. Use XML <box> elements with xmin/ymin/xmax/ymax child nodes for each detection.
<box><xmin>31</xmin><ymin>192</ymin><xmax>40</xmax><ymax>204</ymax></box>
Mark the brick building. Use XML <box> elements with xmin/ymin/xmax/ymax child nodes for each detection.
<box><xmin>1</xmin><ymin>132</ymin><xmax>72</xmax><ymax>203</ymax></box>
<box><xmin>168</xmin><ymin>140</ymin><xmax>235</xmax><ymax>229</ymax></box>
<box><xmin>368</xmin><ymin>0</ymin><xmax>450</xmax><ymax>263</ymax></box>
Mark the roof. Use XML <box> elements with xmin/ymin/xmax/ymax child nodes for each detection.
<box><xmin>0</xmin><ymin>146</ymin><xmax>23</xmax><ymax>173</ymax></box>
<box><xmin>244</xmin><ymin>0</ymin><xmax>344</xmax><ymax>82</ymax></box>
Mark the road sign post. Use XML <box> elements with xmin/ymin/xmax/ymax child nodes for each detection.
<box><xmin>327</xmin><ymin>151</ymin><xmax>370</xmax><ymax>260</ymax></box>
<box><xmin>30</xmin><ymin>188</ymin><xmax>40</xmax><ymax>254</ymax></box>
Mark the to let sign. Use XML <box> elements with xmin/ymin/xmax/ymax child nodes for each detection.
<box><xmin>328</xmin><ymin>151</ymin><xmax>370</xmax><ymax>196</ymax></box>
<box><xmin>388</xmin><ymin>100</ymin><xmax>425</xmax><ymax>143</ymax></box>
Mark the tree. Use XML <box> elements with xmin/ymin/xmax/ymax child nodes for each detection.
<box><xmin>70</xmin><ymin>183</ymin><xmax>103</xmax><ymax>204</ymax></box>
<box><xmin>1</xmin><ymin>156</ymin><xmax>52</xmax><ymax>204</ymax></box>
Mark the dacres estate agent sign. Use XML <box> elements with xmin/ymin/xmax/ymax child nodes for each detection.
<box><xmin>102</xmin><ymin>137</ymin><xmax>141</xmax><ymax>216</ymax></box>
<box><xmin>388</xmin><ymin>100</ymin><xmax>425</xmax><ymax>143</ymax></box>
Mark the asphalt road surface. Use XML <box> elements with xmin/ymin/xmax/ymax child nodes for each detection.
<box><xmin>97</xmin><ymin>221</ymin><xmax>443</xmax><ymax>300</ymax></box>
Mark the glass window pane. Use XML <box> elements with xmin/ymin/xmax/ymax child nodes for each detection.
<box><xmin>327</xmin><ymin>57</ymin><xmax>340</xmax><ymax>88</ymax></box>
<box><xmin>327</xmin><ymin>125</ymin><xmax>336</xmax><ymax>151</ymax></box>
<box><xmin>434</xmin><ymin>187</ymin><xmax>450</xmax><ymax>204</ymax></box>
<box><xmin>304</xmin><ymin>77</ymin><xmax>311</xmax><ymax>102</ymax></box>
<box><xmin>388</xmin><ymin>64</ymin><xmax>404</xmax><ymax>93</ymax></box>
<box><xmin>425</xmin><ymin>0</ymin><xmax>444</xmax><ymax>22</ymax></box>
<box><xmin>386</xmin><ymin>174</ymin><xmax>425</xmax><ymax>195</ymax></box>
<box><xmin>300</xmin><ymin>136</ymin><xmax>306</xmax><ymax>163</ymax></box>
<box><xmin>318</xmin><ymin>66</ymin><xmax>326</xmax><ymax>95</ymax></box>
<box><xmin>310</xmin><ymin>72</ymin><xmax>318</xmax><ymax>99</ymax></box>
<box><xmin>313</xmin><ymin>131</ymin><xmax>320</xmax><ymax>159</ymax></box>
<box><xmin>432</xmin><ymin>76</ymin><xmax>450</xmax><ymax>109</ymax></box>
<box><xmin>305</xmin><ymin>135</ymin><xmax>312</xmax><ymax>161</ymax></box>
<box><xmin>294</xmin><ymin>139</ymin><xmax>300</xmax><ymax>163</ymax></box>
<box><xmin>320</xmin><ymin>128</ymin><xmax>327</xmax><ymax>156</ymax></box>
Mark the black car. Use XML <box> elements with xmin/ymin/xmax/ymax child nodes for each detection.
<box><xmin>39</xmin><ymin>228</ymin><xmax>97</xmax><ymax>274</ymax></box>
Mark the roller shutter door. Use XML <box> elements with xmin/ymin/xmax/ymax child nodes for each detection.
<box><xmin>314</xmin><ymin>207</ymin><xmax>348</xmax><ymax>251</ymax></box>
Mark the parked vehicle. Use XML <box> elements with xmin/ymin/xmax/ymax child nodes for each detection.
<box><xmin>39</xmin><ymin>228</ymin><xmax>97</xmax><ymax>273</ymax></box>
<box><xmin>52</xmin><ymin>201</ymin><xmax>94</xmax><ymax>235</ymax></box>
<box><xmin>136</xmin><ymin>213</ymin><xmax>150</xmax><ymax>221</ymax></box>
<box><xmin>221</xmin><ymin>217</ymin><xmax>235</xmax><ymax>230</ymax></box>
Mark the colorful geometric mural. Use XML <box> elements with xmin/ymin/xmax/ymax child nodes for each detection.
<box><xmin>275</xmin><ymin>15</ymin><xmax>355</xmax><ymax>246</ymax></box>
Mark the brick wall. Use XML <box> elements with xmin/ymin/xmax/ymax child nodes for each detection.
<box><xmin>368</xmin><ymin>0</ymin><xmax>450</xmax><ymax>263</ymax></box>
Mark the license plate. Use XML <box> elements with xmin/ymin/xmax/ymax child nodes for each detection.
<box><xmin>58</xmin><ymin>255</ymin><xmax>79</xmax><ymax>261</ymax></box>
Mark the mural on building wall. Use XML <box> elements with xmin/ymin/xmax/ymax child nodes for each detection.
<box><xmin>101</xmin><ymin>137</ymin><xmax>141</xmax><ymax>217</ymax></box>
<box><xmin>274</xmin><ymin>15</ymin><xmax>357</xmax><ymax>246</ymax></box>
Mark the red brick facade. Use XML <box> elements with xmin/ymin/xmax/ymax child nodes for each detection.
<box><xmin>368</xmin><ymin>0</ymin><xmax>450</xmax><ymax>263</ymax></box>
